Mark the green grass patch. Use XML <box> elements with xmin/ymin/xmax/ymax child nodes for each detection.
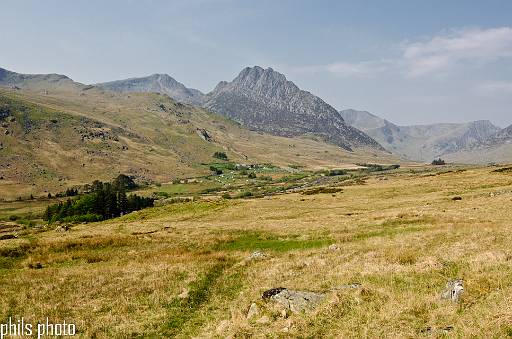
<box><xmin>214</xmin><ymin>232</ymin><xmax>331</xmax><ymax>252</ymax></box>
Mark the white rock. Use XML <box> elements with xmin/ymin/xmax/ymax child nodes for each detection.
<box><xmin>246</xmin><ymin>302</ymin><xmax>259</xmax><ymax>319</ymax></box>
<box><xmin>441</xmin><ymin>279</ymin><xmax>464</xmax><ymax>302</ymax></box>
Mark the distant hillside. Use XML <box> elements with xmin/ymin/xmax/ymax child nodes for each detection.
<box><xmin>339</xmin><ymin>109</ymin><xmax>387</xmax><ymax>130</ymax></box>
<box><xmin>442</xmin><ymin>123</ymin><xmax>512</xmax><ymax>163</ymax></box>
<box><xmin>95</xmin><ymin>74</ymin><xmax>204</xmax><ymax>105</ymax></box>
<box><xmin>0</xmin><ymin>67</ymin><xmax>82</xmax><ymax>92</ymax></box>
<box><xmin>341</xmin><ymin>109</ymin><xmax>503</xmax><ymax>162</ymax></box>
<box><xmin>0</xmin><ymin>67</ymin><xmax>398</xmax><ymax>199</ymax></box>
<box><xmin>203</xmin><ymin>66</ymin><xmax>383</xmax><ymax>151</ymax></box>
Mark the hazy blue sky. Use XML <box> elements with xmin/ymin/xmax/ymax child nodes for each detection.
<box><xmin>1</xmin><ymin>0</ymin><xmax>512</xmax><ymax>126</ymax></box>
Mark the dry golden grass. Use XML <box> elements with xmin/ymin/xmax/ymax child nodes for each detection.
<box><xmin>1</xmin><ymin>165</ymin><xmax>512</xmax><ymax>337</ymax></box>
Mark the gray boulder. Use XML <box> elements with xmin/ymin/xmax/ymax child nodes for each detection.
<box><xmin>262</xmin><ymin>287</ymin><xmax>325</xmax><ymax>313</ymax></box>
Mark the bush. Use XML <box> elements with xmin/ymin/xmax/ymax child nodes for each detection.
<box><xmin>236</xmin><ymin>191</ymin><xmax>253</xmax><ymax>198</ymax></box>
<box><xmin>356</xmin><ymin>163</ymin><xmax>400</xmax><ymax>172</ymax></box>
<box><xmin>209</xmin><ymin>166</ymin><xmax>223</xmax><ymax>175</ymax></box>
<box><xmin>328</xmin><ymin>169</ymin><xmax>347</xmax><ymax>176</ymax></box>
<box><xmin>432</xmin><ymin>158</ymin><xmax>446</xmax><ymax>165</ymax></box>
<box><xmin>8</xmin><ymin>215</ymin><xmax>18</xmax><ymax>221</ymax></box>
<box><xmin>221</xmin><ymin>193</ymin><xmax>232</xmax><ymax>199</ymax></box>
<box><xmin>248</xmin><ymin>172</ymin><xmax>256</xmax><ymax>179</ymax></box>
<box><xmin>213</xmin><ymin>151</ymin><xmax>228</xmax><ymax>160</ymax></box>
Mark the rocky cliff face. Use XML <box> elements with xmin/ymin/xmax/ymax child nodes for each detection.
<box><xmin>203</xmin><ymin>66</ymin><xmax>383</xmax><ymax>151</ymax></box>
<box><xmin>96</xmin><ymin>74</ymin><xmax>204</xmax><ymax>105</ymax></box>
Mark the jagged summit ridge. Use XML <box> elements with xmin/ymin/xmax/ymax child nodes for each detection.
<box><xmin>204</xmin><ymin>66</ymin><xmax>382</xmax><ymax>151</ymax></box>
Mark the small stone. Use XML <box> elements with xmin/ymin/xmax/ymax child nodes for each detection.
<box><xmin>441</xmin><ymin>279</ymin><xmax>464</xmax><ymax>302</ymax></box>
<box><xmin>256</xmin><ymin>316</ymin><xmax>270</xmax><ymax>324</ymax></box>
<box><xmin>246</xmin><ymin>303</ymin><xmax>259</xmax><ymax>319</ymax></box>
<box><xmin>328</xmin><ymin>244</ymin><xmax>339</xmax><ymax>251</ymax></box>
<box><xmin>178</xmin><ymin>289</ymin><xmax>189</xmax><ymax>299</ymax></box>
<box><xmin>55</xmin><ymin>224</ymin><xmax>70</xmax><ymax>232</ymax></box>
<box><xmin>248</xmin><ymin>250</ymin><xmax>267</xmax><ymax>261</ymax></box>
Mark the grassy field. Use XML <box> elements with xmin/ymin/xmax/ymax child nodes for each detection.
<box><xmin>1</xmin><ymin>164</ymin><xmax>512</xmax><ymax>337</ymax></box>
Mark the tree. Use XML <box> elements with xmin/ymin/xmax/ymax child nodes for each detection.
<box><xmin>118</xmin><ymin>190</ymin><xmax>128</xmax><ymax>215</ymax></box>
<box><xmin>213</xmin><ymin>151</ymin><xmax>228</xmax><ymax>160</ymax></box>
<box><xmin>432</xmin><ymin>158</ymin><xmax>446</xmax><ymax>165</ymax></box>
<box><xmin>43</xmin><ymin>176</ymin><xmax>154</xmax><ymax>223</ymax></box>
<box><xmin>113</xmin><ymin>174</ymin><xmax>137</xmax><ymax>191</ymax></box>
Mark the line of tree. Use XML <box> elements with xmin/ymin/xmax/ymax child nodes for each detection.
<box><xmin>43</xmin><ymin>175</ymin><xmax>153</xmax><ymax>223</ymax></box>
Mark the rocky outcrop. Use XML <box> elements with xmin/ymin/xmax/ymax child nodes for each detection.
<box><xmin>204</xmin><ymin>67</ymin><xmax>383</xmax><ymax>151</ymax></box>
<box><xmin>261</xmin><ymin>287</ymin><xmax>325</xmax><ymax>313</ymax></box>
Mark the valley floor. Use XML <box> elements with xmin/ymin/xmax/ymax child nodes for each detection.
<box><xmin>1</xmin><ymin>165</ymin><xmax>512</xmax><ymax>337</ymax></box>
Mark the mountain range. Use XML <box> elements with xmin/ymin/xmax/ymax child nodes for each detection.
<box><xmin>0</xmin><ymin>66</ymin><xmax>396</xmax><ymax>199</ymax></box>
<box><xmin>340</xmin><ymin>109</ymin><xmax>512</xmax><ymax>163</ymax></box>
<box><xmin>95</xmin><ymin>66</ymin><xmax>382</xmax><ymax>151</ymax></box>
<box><xmin>2</xmin><ymin>64</ymin><xmax>512</xmax><ymax>170</ymax></box>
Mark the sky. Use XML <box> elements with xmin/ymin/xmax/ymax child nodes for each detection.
<box><xmin>1</xmin><ymin>0</ymin><xmax>512</xmax><ymax>127</ymax></box>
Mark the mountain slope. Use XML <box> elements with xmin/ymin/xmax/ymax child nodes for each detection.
<box><xmin>339</xmin><ymin>109</ymin><xmax>387</xmax><ymax>130</ymax></box>
<box><xmin>341</xmin><ymin>109</ymin><xmax>502</xmax><ymax>162</ymax></box>
<box><xmin>203</xmin><ymin>66</ymin><xmax>383</xmax><ymax>151</ymax></box>
<box><xmin>0</xmin><ymin>67</ymin><xmax>82</xmax><ymax>92</ymax></box>
<box><xmin>442</xmin><ymin>123</ymin><xmax>512</xmax><ymax>163</ymax></box>
<box><xmin>95</xmin><ymin>74</ymin><xmax>204</xmax><ymax>105</ymax></box>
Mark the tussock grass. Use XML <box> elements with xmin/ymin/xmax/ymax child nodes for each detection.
<box><xmin>1</xmin><ymin>166</ymin><xmax>512</xmax><ymax>336</ymax></box>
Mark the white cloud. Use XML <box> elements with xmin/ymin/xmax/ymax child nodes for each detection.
<box><xmin>293</xmin><ymin>60</ymin><xmax>390</xmax><ymax>78</ymax></box>
<box><xmin>402</xmin><ymin>27</ymin><xmax>512</xmax><ymax>77</ymax></box>
<box><xmin>294</xmin><ymin>27</ymin><xmax>512</xmax><ymax>79</ymax></box>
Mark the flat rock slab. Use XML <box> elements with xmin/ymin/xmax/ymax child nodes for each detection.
<box><xmin>262</xmin><ymin>288</ymin><xmax>325</xmax><ymax>313</ymax></box>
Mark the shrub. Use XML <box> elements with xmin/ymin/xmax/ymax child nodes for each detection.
<box><xmin>248</xmin><ymin>172</ymin><xmax>256</xmax><ymax>179</ymax></box>
<box><xmin>213</xmin><ymin>151</ymin><xmax>228</xmax><ymax>160</ymax></box>
<box><xmin>432</xmin><ymin>158</ymin><xmax>446</xmax><ymax>165</ymax></box>
<box><xmin>328</xmin><ymin>169</ymin><xmax>347</xmax><ymax>176</ymax></box>
<box><xmin>236</xmin><ymin>191</ymin><xmax>253</xmax><ymax>198</ymax></box>
<box><xmin>209</xmin><ymin>166</ymin><xmax>223</xmax><ymax>175</ymax></box>
<box><xmin>8</xmin><ymin>215</ymin><xmax>18</xmax><ymax>221</ymax></box>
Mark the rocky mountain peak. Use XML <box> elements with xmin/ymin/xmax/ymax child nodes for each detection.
<box><xmin>95</xmin><ymin>73</ymin><xmax>204</xmax><ymax>105</ymax></box>
<box><xmin>203</xmin><ymin>66</ymin><xmax>382</xmax><ymax>151</ymax></box>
